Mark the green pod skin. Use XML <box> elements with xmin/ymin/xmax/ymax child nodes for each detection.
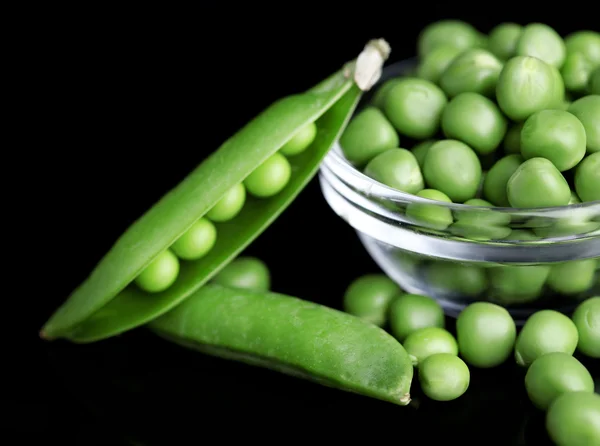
<box><xmin>546</xmin><ymin>392</ymin><xmax>600</xmax><ymax>446</ymax></box>
<box><xmin>149</xmin><ymin>284</ymin><xmax>414</xmax><ymax>407</ymax></box>
<box><xmin>40</xmin><ymin>42</ymin><xmax>388</xmax><ymax>343</ymax></box>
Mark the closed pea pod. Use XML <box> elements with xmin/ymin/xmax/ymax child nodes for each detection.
<box><xmin>40</xmin><ymin>39</ymin><xmax>392</xmax><ymax>343</ymax></box>
<box><xmin>149</xmin><ymin>284</ymin><xmax>414</xmax><ymax>406</ymax></box>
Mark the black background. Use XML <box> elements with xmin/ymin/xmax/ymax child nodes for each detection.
<box><xmin>15</xmin><ymin>4</ymin><xmax>598</xmax><ymax>445</ymax></box>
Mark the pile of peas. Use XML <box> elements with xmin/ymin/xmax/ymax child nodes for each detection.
<box><xmin>339</xmin><ymin>21</ymin><xmax>599</xmax><ymax>232</ymax></box>
<box><xmin>132</xmin><ymin>122</ymin><xmax>318</xmax><ymax>293</ymax></box>
<box><xmin>343</xmin><ymin>273</ymin><xmax>600</xmax><ymax>445</ymax></box>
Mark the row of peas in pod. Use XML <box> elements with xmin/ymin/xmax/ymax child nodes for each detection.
<box><xmin>338</xmin><ymin>21</ymin><xmax>599</xmax><ymax>236</ymax></box>
<box><xmin>343</xmin><ymin>273</ymin><xmax>600</xmax><ymax>445</ymax></box>
<box><xmin>133</xmin><ymin>122</ymin><xmax>318</xmax><ymax>293</ymax></box>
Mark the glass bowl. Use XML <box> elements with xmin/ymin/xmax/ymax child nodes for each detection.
<box><xmin>319</xmin><ymin>58</ymin><xmax>600</xmax><ymax>324</ymax></box>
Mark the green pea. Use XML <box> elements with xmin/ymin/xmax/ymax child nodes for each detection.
<box><xmin>516</xmin><ymin>23</ymin><xmax>566</xmax><ymax>69</ymax></box>
<box><xmin>134</xmin><ymin>249</ymin><xmax>180</xmax><ymax>293</ymax></box>
<box><xmin>489</xmin><ymin>264</ymin><xmax>550</xmax><ymax>305</ymax></box>
<box><xmin>280</xmin><ymin>122</ymin><xmax>317</xmax><ymax>156</ymax></box>
<box><xmin>243</xmin><ymin>152</ymin><xmax>291</xmax><ymax>198</ymax></box>
<box><xmin>450</xmin><ymin>198</ymin><xmax>511</xmax><ymax>241</ymax></box>
<box><xmin>342</xmin><ymin>274</ymin><xmax>401</xmax><ymax>327</ymax></box>
<box><xmin>564</xmin><ymin>30</ymin><xmax>600</xmax><ymax>68</ymax></box>
<box><xmin>411</xmin><ymin>139</ymin><xmax>437</xmax><ymax>168</ymax></box>
<box><xmin>525</xmin><ymin>352</ymin><xmax>594</xmax><ymax>411</ymax></box>
<box><xmin>339</xmin><ymin>107</ymin><xmax>399</xmax><ymax>166</ymax></box>
<box><xmin>503</xmin><ymin>123</ymin><xmax>524</xmax><ymax>155</ymax></box>
<box><xmin>514</xmin><ymin>309</ymin><xmax>579</xmax><ymax>367</ymax></box>
<box><xmin>572</xmin><ymin>296</ymin><xmax>600</xmax><ymax>358</ymax></box>
<box><xmin>456</xmin><ymin>302</ymin><xmax>516</xmax><ymax>368</ymax></box>
<box><xmin>441</xmin><ymin>92</ymin><xmax>507</xmax><ymax>155</ymax></box>
<box><xmin>383</xmin><ymin>78</ymin><xmax>447</xmax><ymax>139</ymax></box>
<box><xmin>403</xmin><ymin>327</ymin><xmax>458</xmax><ymax>366</ymax></box>
<box><xmin>416</xmin><ymin>45</ymin><xmax>463</xmax><ymax>84</ymax></box>
<box><xmin>417</xmin><ymin>20</ymin><xmax>480</xmax><ymax>57</ymax></box>
<box><xmin>590</xmin><ymin>67</ymin><xmax>600</xmax><ymax>94</ymax></box>
<box><xmin>483</xmin><ymin>154</ymin><xmax>523</xmax><ymax>207</ymax></box>
<box><xmin>568</xmin><ymin>95</ymin><xmax>600</xmax><ymax>153</ymax></box>
<box><xmin>371</xmin><ymin>78</ymin><xmax>402</xmax><ymax>109</ymax></box>
<box><xmin>488</xmin><ymin>23</ymin><xmax>523</xmax><ymax>60</ymax></box>
<box><xmin>418</xmin><ymin>353</ymin><xmax>470</xmax><ymax>401</ymax></box>
<box><xmin>520</xmin><ymin>109</ymin><xmax>587</xmax><ymax>172</ymax></box>
<box><xmin>575</xmin><ymin>152</ymin><xmax>600</xmax><ymax>202</ymax></box>
<box><xmin>364</xmin><ymin>148</ymin><xmax>424</xmax><ymax>194</ymax></box>
<box><xmin>405</xmin><ymin>189</ymin><xmax>453</xmax><ymax>230</ymax></box>
<box><xmin>496</xmin><ymin>56</ymin><xmax>561</xmax><ymax>121</ymax></box>
<box><xmin>423</xmin><ymin>140</ymin><xmax>482</xmax><ymax>203</ymax></box>
<box><xmin>211</xmin><ymin>256</ymin><xmax>270</xmax><ymax>292</ymax></box>
<box><xmin>389</xmin><ymin>293</ymin><xmax>445</xmax><ymax>341</ymax></box>
<box><xmin>547</xmin><ymin>259</ymin><xmax>597</xmax><ymax>295</ymax></box>
<box><xmin>505</xmin><ymin>229</ymin><xmax>539</xmax><ymax>241</ymax></box>
<box><xmin>506</xmin><ymin>157</ymin><xmax>571</xmax><ymax>208</ymax></box>
<box><xmin>206</xmin><ymin>183</ymin><xmax>246</xmax><ymax>222</ymax></box>
<box><xmin>546</xmin><ymin>392</ymin><xmax>600</xmax><ymax>446</ymax></box>
<box><xmin>561</xmin><ymin>52</ymin><xmax>594</xmax><ymax>95</ymax></box>
<box><xmin>427</xmin><ymin>262</ymin><xmax>488</xmax><ymax>297</ymax></box>
<box><xmin>439</xmin><ymin>48</ymin><xmax>503</xmax><ymax>98</ymax></box>
<box><xmin>170</xmin><ymin>218</ymin><xmax>217</xmax><ymax>260</ymax></box>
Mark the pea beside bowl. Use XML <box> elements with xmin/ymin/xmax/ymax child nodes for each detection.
<box><xmin>319</xmin><ymin>58</ymin><xmax>600</xmax><ymax>324</ymax></box>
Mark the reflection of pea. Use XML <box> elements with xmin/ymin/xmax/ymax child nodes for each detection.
<box><xmin>427</xmin><ymin>261</ymin><xmax>488</xmax><ymax>297</ymax></box>
<box><xmin>488</xmin><ymin>264</ymin><xmax>550</xmax><ymax>305</ymax></box>
<box><xmin>547</xmin><ymin>259</ymin><xmax>597</xmax><ymax>295</ymax></box>
<box><xmin>450</xmin><ymin>198</ymin><xmax>512</xmax><ymax>241</ymax></box>
<box><xmin>406</xmin><ymin>189</ymin><xmax>454</xmax><ymax>230</ymax></box>
<box><xmin>504</xmin><ymin>229</ymin><xmax>539</xmax><ymax>241</ymax></box>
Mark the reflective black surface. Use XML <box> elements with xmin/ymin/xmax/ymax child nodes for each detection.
<box><xmin>25</xmin><ymin>6</ymin><xmax>599</xmax><ymax>445</ymax></box>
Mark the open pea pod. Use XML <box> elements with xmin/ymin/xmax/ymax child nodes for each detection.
<box><xmin>41</xmin><ymin>39</ymin><xmax>391</xmax><ymax>343</ymax></box>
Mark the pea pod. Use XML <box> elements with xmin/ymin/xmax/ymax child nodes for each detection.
<box><xmin>149</xmin><ymin>283</ymin><xmax>414</xmax><ymax>406</ymax></box>
<box><xmin>41</xmin><ymin>39</ymin><xmax>392</xmax><ymax>343</ymax></box>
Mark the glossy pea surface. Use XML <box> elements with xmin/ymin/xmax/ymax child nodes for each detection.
<box><xmin>572</xmin><ymin>296</ymin><xmax>600</xmax><ymax>358</ymax></box>
<box><xmin>405</xmin><ymin>189</ymin><xmax>453</xmax><ymax>230</ymax></box>
<box><xmin>339</xmin><ymin>107</ymin><xmax>399</xmax><ymax>165</ymax></box>
<box><xmin>206</xmin><ymin>183</ymin><xmax>246</xmax><ymax>222</ymax></box>
<box><xmin>211</xmin><ymin>256</ymin><xmax>270</xmax><ymax>292</ymax></box>
<box><xmin>488</xmin><ymin>23</ymin><xmax>522</xmax><ymax>60</ymax></box>
<box><xmin>389</xmin><ymin>293</ymin><xmax>445</xmax><ymax>341</ymax></box>
<box><xmin>403</xmin><ymin>327</ymin><xmax>458</xmax><ymax>366</ymax></box>
<box><xmin>483</xmin><ymin>154</ymin><xmax>523</xmax><ymax>206</ymax></box>
<box><xmin>280</xmin><ymin>122</ymin><xmax>317</xmax><ymax>156</ymax></box>
<box><xmin>506</xmin><ymin>157</ymin><xmax>571</xmax><ymax>208</ymax></box>
<box><xmin>525</xmin><ymin>352</ymin><xmax>594</xmax><ymax>411</ymax></box>
<box><xmin>547</xmin><ymin>259</ymin><xmax>597</xmax><ymax>295</ymax></box>
<box><xmin>170</xmin><ymin>218</ymin><xmax>217</xmax><ymax>260</ymax></box>
<box><xmin>383</xmin><ymin>78</ymin><xmax>447</xmax><ymax>139</ymax></box>
<box><xmin>417</xmin><ymin>20</ymin><xmax>480</xmax><ymax>57</ymax></box>
<box><xmin>546</xmin><ymin>392</ymin><xmax>600</xmax><ymax>446</ymax></box>
<box><xmin>514</xmin><ymin>309</ymin><xmax>579</xmax><ymax>367</ymax></box>
<box><xmin>364</xmin><ymin>148</ymin><xmax>424</xmax><ymax>194</ymax></box>
<box><xmin>441</xmin><ymin>92</ymin><xmax>507</xmax><ymax>155</ymax></box>
<box><xmin>496</xmin><ymin>56</ymin><xmax>560</xmax><ymax>121</ymax></box>
<box><xmin>564</xmin><ymin>30</ymin><xmax>600</xmax><ymax>68</ymax></box>
<box><xmin>456</xmin><ymin>302</ymin><xmax>516</xmax><ymax>368</ymax></box>
<box><xmin>568</xmin><ymin>95</ymin><xmax>600</xmax><ymax>153</ymax></box>
<box><xmin>561</xmin><ymin>52</ymin><xmax>594</xmax><ymax>94</ymax></box>
<box><xmin>243</xmin><ymin>152</ymin><xmax>291</xmax><ymax>198</ymax></box>
<box><xmin>134</xmin><ymin>249</ymin><xmax>180</xmax><ymax>293</ymax></box>
<box><xmin>423</xmin><ymin>139</ymin><xmax>482</xmax><ymax>203</ymax></box>
<box><xmin>418</xmin><ymin>353</ymin><xmax>470</xmax><ymax>401</ymax></box>
<box><xmin>516</xmin><ymin>23</ymin><xmax>566</xmax><ymax>68</ymax></box>
<box><xmin>371</xmin><ymin>79</ymin><xmax>403</xmax><ymax>109</ymax></box>
<box><xmin>520</xmin><ymin>109</ymin><xmax>587</xmax><ymax>171</ymax></box>
<box><xmin>439</xmin><ymin>49</ymin><xmax>503</xmax><ymax>98</ymax></box>
<box><xmin>411</xmin><ymin>139</ymin><xmax>437</xmax><ymax>167</ymax></box>
<box><xmin>574</xmin><ymin>152</ymin><xmax>600</xmax><ymax>202</ymax></box>
<box><xmin>416</xmin><ymin>45</ymin><xmax>462</xmax><ymax>83</ymax></box>
<box><xmin>342</xmin><ymin>274</ymin><xmax>401</xmax><ymax>327</ymax></box>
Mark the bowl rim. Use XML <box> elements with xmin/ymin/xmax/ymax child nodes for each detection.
<box><xmin>321</xmin><ymin>58</ymin><xmax>600</xmax><ymax>216</ymax></box>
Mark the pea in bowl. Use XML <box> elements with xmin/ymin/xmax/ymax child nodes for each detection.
<box><xmin>319</xmin><ymin>58</ymin><xmax>600</xmax><ymax>323</ymax></box>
